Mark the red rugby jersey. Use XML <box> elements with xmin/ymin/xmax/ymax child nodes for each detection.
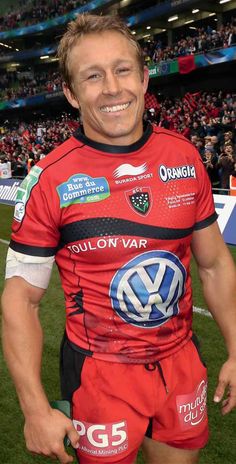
<box><xmin>10</xmin><ymin>124</ymin><xmax>217</xmax><ymax>363</ymax></box>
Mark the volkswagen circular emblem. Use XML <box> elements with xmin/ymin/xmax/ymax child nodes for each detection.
<box><xmin>110</xmin><ymin>250</ymin><xmax>186</xmax><ymax>328</ymax></box>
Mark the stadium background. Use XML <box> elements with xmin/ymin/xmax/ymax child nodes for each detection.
<box><xmin>0</xmin><ymin>0</ymin><xmax>236</xmax><ymax>463</ymax></box>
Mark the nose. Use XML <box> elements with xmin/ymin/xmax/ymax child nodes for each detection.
<box><xmin>102</xmin><ymin>71</ymin><xmax>121</xmax><ymax>96</ymax></box>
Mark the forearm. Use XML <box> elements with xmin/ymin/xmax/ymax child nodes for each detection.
<box><xmin>1</xmin><ymin>277</ymin><xmax>79</xmax><ymax>460</ymax></box>
<box><xmin>1</xmin><ymin>281</ymin><xmax>50</xmax><ymax>417</ymax></box>
<box><xmin>198</xmin><ymin>251</ymin><xmax>236</xmax><ymax>358</ymax></box>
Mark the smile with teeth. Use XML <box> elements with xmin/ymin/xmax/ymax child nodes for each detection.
<box><xmin>100</xmin><ymin>102</ymin><xmax>131</xmax><ymax>113</ymax></box>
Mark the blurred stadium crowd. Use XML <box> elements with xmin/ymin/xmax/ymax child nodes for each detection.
<box><xmin>143</xmin><ymin>22</ymin><xmax>236</xmax><ymax>65</ymax></box>
<box><xmin>0</xmin><ymin>0</ymin><xmax>88</xmax><ymax>31</ymax></box>
<box><xmin>146</xmin><ymin>91</ymin><xmax>236</xmax><ymax>192</ymax></box>
<box><xmin>0</xmin><ymin>71</ymin><xmax>62</xmax><ymax>101</ymax></box>
<box><xmin>0</xmin><ymin>2</ymin><xmax>235</xmax><ymax>102</ymax></box>
<box><xmin>0</xmin><ymin>90</ymin><xmax>235</xmax><ymax>191</ymax></box>
<box><xmin>0</xmin><ymin>115</ymin><xmax>78</xmax><ymax>176</ymax></box>
<box><xmin>0</xmin><ymin>20</ymin><xmax>236</xmax><ymax>102</ymax></box>
<box><xmin>0</xmin><ymin>0</ymin><xmax>235</xmax><ymax>192</ymax></box>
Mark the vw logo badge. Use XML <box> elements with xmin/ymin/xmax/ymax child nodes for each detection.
<box><xmin>110</xmin><ymin>251</ymin><xmax>186</xmax><ymax>328</ymax></box>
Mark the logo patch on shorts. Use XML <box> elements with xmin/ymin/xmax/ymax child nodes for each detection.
<box><xmin>57</xmin><ymin>174</ymin><xmax>110</xmax><ymax>207</ymax></box>
<box><xmin>110</xmin><ymin>251</ymin><xmax>186</xmax><ymax>328</ymax></box>
<box><xmin>73</xmin><ymin>419</ymin><xmax>128</xmax><ymax>457</ymax></box>
<box><xmin>125</xmin><ymin>187</ymin><xmax>152</xmax><ymax>216</ymax></box>
<box><xmin>176</xmin><ymin>380</ymin><xmax>208</xmax><ymax>429</ymax></box>
<box><xmin>14</xmin><ymin>165</ymin><xmax>43</xmax><ymax>222</ymax></box>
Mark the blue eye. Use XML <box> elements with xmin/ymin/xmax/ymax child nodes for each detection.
<box><xmin>117</xmin><ymin>68</ymin><xmax>130</xmax><ymax>74</ymax></box>
<box><xmin>87</xmin><ymin>74</ymin><xmax>101</xmax><ymax>80</ymax></box>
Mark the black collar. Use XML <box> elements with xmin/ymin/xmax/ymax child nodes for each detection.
<box><xmin>74</xmin><ymin>122</ymin><xmax>153</xmax><ymax>154</ymax></box>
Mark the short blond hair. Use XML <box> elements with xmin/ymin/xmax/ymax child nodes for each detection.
<box><xmin>57</xmin><ymin>13</ymin><xmax>144</xmax><ymax>92</ymax></box>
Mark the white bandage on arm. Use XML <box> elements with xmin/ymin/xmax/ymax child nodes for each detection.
<box><xmin>5</xmin><ymin>247</ymin><xmax>55</xmax><ymax>289</ymax></box>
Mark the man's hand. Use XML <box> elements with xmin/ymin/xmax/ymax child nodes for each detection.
<box><xmin>214</xmin><ymin>358</ymin><xmax>236</xmax><ymax>415</ymax></box>
<box><xmin>24</xmin><ymin>407</ymin><xmax>80</xmax><ymax>463</ymax></box>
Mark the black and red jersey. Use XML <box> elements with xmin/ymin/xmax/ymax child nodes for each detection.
<box><xmin>10</xmin><ymin>123</ymin><xmax>217</xmax><ymax>363</ymax></box>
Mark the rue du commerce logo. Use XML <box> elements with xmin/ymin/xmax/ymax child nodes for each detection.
<box><xmin>177</xmin><ymin>380</ymin><xmax>207</xmax><ymax>429</ymax></box>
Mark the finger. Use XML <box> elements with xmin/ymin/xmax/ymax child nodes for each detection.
<box><xmin>42</xmin><ymin>452</ymin><xmax>58</xmax><ymax>460</ymax></box>
<box><xmin>221</xmin><ymin>393</ymin><xmax>236</xmax><ymax>415</ymax></box>
<box><xmin>56</xmin><ymin>447</ymin><xmax>74</xmax><ymax>464</ymax></box>
<box><xmin>67</xmin><ymin>426</ymin><xmax>80</xmax><ymax>449</ymax></box>
<box><xmin>59</xmin><ymin>454</ymin><xmax>74</xmax><ymax>464</ymax></box>
<box><xmin>30</xmin><ymin>450</ymin><xmax>58</xmax><ymax>460</ymax></box>
<box><xmin>214</xmin><ymin>380</ymin><xmax>226</xmax><ymax>403</ymax></box>
<box><xmin>59</xmin><ymin>457</ymin><xmax>73</xmax><ymax>464</ymax></box>
<box><xmin>222</xmin><ymin>400</ymin><xmax>235</xmax><ymax>415</ymax></box>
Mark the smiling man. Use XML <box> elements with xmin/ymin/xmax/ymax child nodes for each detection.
<box><xmin>2</xmin><ymin>13</ymin><xmax>236</xmax><ymax>464</ymax></box>
<box><xmin>62</xmin><ymin>28</ymin><xmax>149</xmax><ymax>145</ymax></box>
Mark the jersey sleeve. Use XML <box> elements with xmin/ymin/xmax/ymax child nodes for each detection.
<box><xmin>194</xmin><ymin>151</ymin><xmax>218</xmax><ymax>230</ymax></box>
<box><xmin>10</xmin><ymin>165</ymin><xmax>60</xmax><ymax>259</ymax></box>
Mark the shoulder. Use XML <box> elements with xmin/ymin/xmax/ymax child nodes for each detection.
<box><xmin>152</xmin><ymin>125</ymin><xmax>194</xmax><ymax>148</ymax></box>
<box><xmin>151</xmin><ymin>125</ymin><xmax>201</xmax><ymax>165</ymax></box>
<box><xmin>36</xmin><ymin>136</ymin><xmax>82</xmax><ymax>172</ymax></box>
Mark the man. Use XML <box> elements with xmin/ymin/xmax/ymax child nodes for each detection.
<box><xmin>202</xmin><ymin>146</ymin><xmax>220</xmax><ymax>193</ymax></box>
<box><xmin>1</xmin><ymin>13</ymin><xmax>236</xmax><ymax>464</ymax></box>
<box><xmin>0</xmin><ymin>154</ymin><xmax>12</xmax><ymax>178</ymax></box>
<box><xmin>217</xmin><ymin>144</ymin><xmax>236</xmax><ymax>193</ymax></box>
<box><xmin>210</xmin><ymin>135</ymin><xmax>220</xmax><ymax>157</ymax></box>
<box><xmin>189</xmin><ymin>121</ymin><xmax>205</xmax><ymax>139</ymax></box>
<box><xmin>223</xmin><ymin>131</ymin><xmax>234</xmax><ymax>149</ymax></box>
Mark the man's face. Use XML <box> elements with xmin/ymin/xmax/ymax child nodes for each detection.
<box><xmin>63</xmin><ymin>31</ymin><xmax>149</xmax><ymax>145</ymax></box>
<box><xmin>191</xmin><ymin>135</ymin><xmax>198</xmax><ymax>144</ymax></box>
<box><xmin>205</xmin><ymin>142</ymin><xmax>213</xmax><ymax>149</ymax></box>
<box><xmin>225</xmin><ymin>145</ymin><xmax>233</xmax><ymax>155</ymax></box>
<box><xmin>211</xmin><ymin>136</ymin><xmax>218</xmax><ymax>144</ymax></box>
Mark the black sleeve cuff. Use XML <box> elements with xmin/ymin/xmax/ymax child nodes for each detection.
<box><xmin>194</xmin><ymin>212</ymin><xmax>218</xmax><ymax>231</ymax></box>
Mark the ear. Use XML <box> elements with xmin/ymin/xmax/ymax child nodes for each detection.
<box><xmin>142</xmin><ymin>66</ymin><xmax>149</xmax><ymax>94</ymax></box>
<box><xmin>63</xmin><ymin>82</ymin><xmax>80</xmax><ymax>110</ymax></box>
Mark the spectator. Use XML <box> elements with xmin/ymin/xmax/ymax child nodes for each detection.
<box><xmin>202</xmin><ymin>147</ymin><xmax>220</xmax><ymax>192</ymax></box>
<box><xmin>210</xmin><ymin>135</ymin><xmax>221</xmax><ymax>155</ymax></box>
<box><xmin>190</xmin><ymin>121</ymin><xmax>206</xmax><ymax>139</ymax></box>
<box><xmin>0</xmin><ymin>154</ymin><xmax>11</xmax><ymax>178</ymax></box>
<box><xmin>218</xmin><ymin>144</ymin><xmax>236</xmax><ymax>193</ymax></box>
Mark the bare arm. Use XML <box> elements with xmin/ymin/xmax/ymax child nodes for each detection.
<box><xmin>191</xmin><ymin>222</ymin><xmax>236</xmax><ymax>414</ymax></box>
<box><xmin>1</xmin><ymin>276</ymin><xmax>79</xmax><ymax>462</ymax></box>
<box><xmin>2</xmin><ymin>277</ymin><xmax>48</xmax><ymax>415</ymax></box>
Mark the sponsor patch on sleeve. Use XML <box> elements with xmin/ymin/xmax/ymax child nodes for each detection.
<box><xmin>14</xmin><ymin>165</ymin><xmax>43</xmax><ymax>222</ymax></box>
<box><xmin>57</xmin><ymin>173</ymin><xmax>110</xmax><ymax>208</ymax></box>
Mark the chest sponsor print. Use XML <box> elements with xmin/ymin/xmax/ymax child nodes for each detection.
<box><xmin>165</xmin><ymin>192</ymin><xmax>196</xmax><ymax>209</ymax></box>
<box><xmin>57</xmin><ymin>173</ymin><xmax>110</xmax><ymax>207</ymax></box>
<box><xmin>110</xmin><ymin>250</ymin><xmax>186</xmax><ymax>328</ymax></box>
<box><xmin>113</xmin><ymin>162</ymin><xmax>153</xmax><ymax>185</ymax></box>
<box><xmin>113</xmin><ymin>163</ymin><xmax>147</xmax><ymax>178</ymax></box>
<box><xmin>67</xmin><ymin>237</ymin><xmax>148</xmax><ymax>254</ymax></box>
<box><xmin>125</xmin><ymin>187</ymin><xmax>152</xmax><ymax>216</ymax></box>
<box><xmin>159</xmin><ymin>164</ymin><xmax>196</xmax><ymax>183</ymax></box>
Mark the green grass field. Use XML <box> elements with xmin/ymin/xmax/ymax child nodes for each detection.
<box><xmin>0</xmin><ymin>204</ymin><xmax>236</xmax><ymax>463</ymax></box>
